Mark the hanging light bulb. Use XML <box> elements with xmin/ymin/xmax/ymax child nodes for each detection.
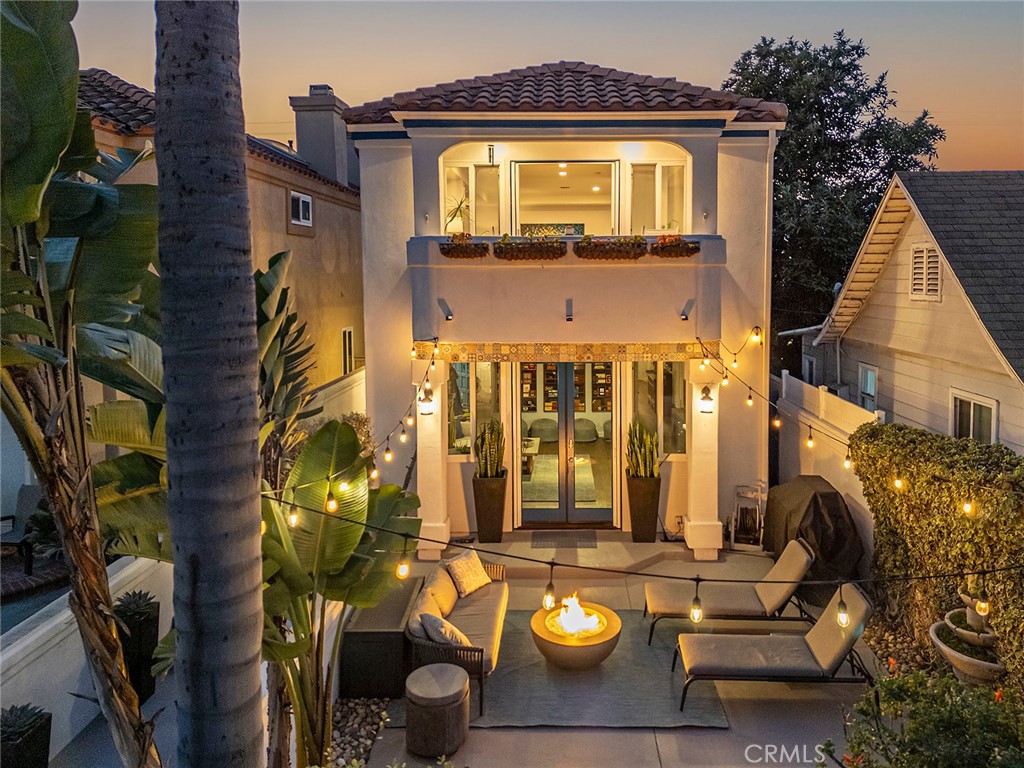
<box><xmin>370</xmin><ymin>467</ymin><xmax>379</xmax><ymax>480</ymax></box>
<box><xmin>690</xmin><ymin>577</ymin><xmax>704</xmax><ymax>624</ymax></box>
<box><xmin>325</xmin><ymin>490</ymin><xmax>338</xmax><ymax>513</ymax></box>
<box><xmin>746</xmin><ymin>389</ymin><xmax>754</xmax><ymax>407</ymax></box>
<box><xmin>894</xmin><ymin>478</ymin><xmax>903</xmax><ymax>490</ymax></box>
<box><xmin>844</xmin><ymin>450</ymin><xmax>852</xmax><ymax>470</ymax></box>
<box><xmin>423</xmin><ymin>376</ymin><xmax>432</xmax><ymax>391</ymax></box>
<box><xmin>806</xmin><ymin>426</ymin><xmax>814</xmax><ymax>448</ymax></box>
<box><xmin>399</xmin><ymin>428</ymin><xmax>408</xmax><ymax>444</ymax></box>
<box><xmin>701</xmin><ymin>354</ymin><xmax>710</xmax><ymax>370</ymax></box>
<box><xmin>751</xmin><ymin>326</ymin><xmax>762</xmax><ymax>345</ymax></box>
<box><xmin>836</xmin><ymin>584</ymin><xmax>851</xmax><ymax>628</ymax></box>
<box><xmin>406</xmin><ymin>413</ymin><xmax>415</xmax><ymax>427</ymax></box>
<box><xmin>976</xmin><ymin>586</ymin><xmax>990</xmax><ymax>617</ymax></box>
<box><xmin>732</xmin><ymin>357</ymin><xmax>738</xmax><ymax>369</ymax></box>
<box><xmin>395</xmin><ymin>536</ymin><xmax>411</xmax><ymax>580</ymax></box>
<box><xmin>962</xmin><ymin>501</ymin><xmax>974</xmax><ymax>515</ymax></box>
<box><xmin>339</xmin><ymin>480</ymin><xmax>349</xmax><ymax>492</ymax></box>
<box><xmin>383</xmin><ymin>441</ymin><xmax>393</xmax><ymax>463</ymax></box>
<box><xmin>772</xmin><ymin>415</ymin><xmax>782</xmax><ymax>429</ymax></box>
<box><xmin>721</xmin><ymin>372</ymin><xmax>729</xmax><ymax>386</ymax></box>
<box><xmin>430</xmin><ymin>358</ymin><xmax>436</xmax><ymax>371</ymax></box>
<box><xmin>542</xmin><ymin>563</ymin><xmax>556</xmax><ymax>610</ymax></box>
<box><xmin>410</xmin><ymin>344</ymin><xmax>417</xmax><ymax>359</ymax></box>
<box><xmin>288</xmin><ymin>507</ymin><xmax>299</xmax><ymax>527</ymax></box>
<box><xmin>433</xmin><ymin>339</ymin><xmax>440</xmax><ymax>356</ymax></box>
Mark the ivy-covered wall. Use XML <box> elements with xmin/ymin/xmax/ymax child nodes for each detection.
<box><xmin>850</xmin><ymin>422</ymin><xmax>1024</xmax><ymax>693</ymax></box>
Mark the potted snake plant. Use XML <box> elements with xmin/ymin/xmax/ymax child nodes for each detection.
<box><xmin>472</xmin><ymin>421</ymin><xmax>507</xmax><ymax>543</ymax></box>
<box><xmin>625</xmin><ymin>422</ymin><xmax>661</xmax><ymax>542</ymax></box>
<box><xmin>114</xmin><ymin>590</ymin><xmax>161</xmax><ymax>704</ymax></box>
<box><xmin>1</xmin><ymin>704</ymin><xmax>51</xmax><ymax>768</ymax></box>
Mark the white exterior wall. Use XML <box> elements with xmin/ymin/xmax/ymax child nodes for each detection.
<box><xmin>837</xmin><ymin>214</ymin><xmax>1024</xmax><ymax>453</ymax></box>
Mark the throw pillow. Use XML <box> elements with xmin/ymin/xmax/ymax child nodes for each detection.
<box><xmin>421</xmin><ymin>614</ymin><xmax>471</xmax><ymax>647</ymax></box>
<box><xmin>443</xmin><ymin>549</ymin><xmax>492</xmax><ymax>598</ymax></box>
<box><xmin>407</xmin><ymin>588</ymin><xmax>443</xmax><ymax>639</ymax></box>
<box><xmin>425</xmin><ymin>567</ymin><xmax>459</xmax><ymax>616</ymax></box>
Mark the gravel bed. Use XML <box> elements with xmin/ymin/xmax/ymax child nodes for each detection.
<box><xmin>326</xmin><ymin>697</ymin><xmax>390</xmax><ymax>767</ymax></box>
<box><xmin>863</xmin><ymin>617</ymin><xmax>937</xmax><ymax>676</ymax></box>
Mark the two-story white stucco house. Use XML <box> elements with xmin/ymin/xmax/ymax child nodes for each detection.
<box><xmin>344</xmin><ymin>62</ymin><xmax>787</xmax><ymax>559</ymax></box>
<box><xmin>798</xmin><ymin>171</ymin><xmax>1024</xmax><ymax>454</ymax></box>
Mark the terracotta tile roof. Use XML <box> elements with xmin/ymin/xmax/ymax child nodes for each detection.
<box><xmin>343</xmin><ymin>61</ymin><xmax>787</xmax><ymax>125</ymax></box>
<box><xmin>77</xmin><ymin>69</ymin><xmax>358</xmax><ymax>196</ymax></box>
<box><xmin>897</xmin><ymin>171</ymin><xmax>1024</xmax><ymax>383</ymax></box>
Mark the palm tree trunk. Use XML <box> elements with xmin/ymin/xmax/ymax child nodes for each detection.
<box><xmin>155</xmin><ymin>3</ymin><xmax>264</xmax><ymax>766</ymax></box>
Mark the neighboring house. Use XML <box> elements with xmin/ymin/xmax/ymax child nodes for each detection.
<box><xmin>343</xmin><ymin>61</ymin><xmax>787</xmax><ymax>559</ymax></box>
<box><xmin>796</xmin><ymin>171</ymin><xmax>1024</xmax><ymax>454</ymax></box>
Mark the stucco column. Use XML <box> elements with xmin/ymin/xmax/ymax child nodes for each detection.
<box><xmin>685</xmin><ymin>136</ymin><xmax>719</xmax><ymax>235</ymax></box>
<box><xmin>685</xmin><ymin>360</ymin><xmax>723</xmax><ymax>560</ymax></box>
<box><xmin>415</xmin><ymin>359</ymin><xmax>449</xmax><ymax>560</ymax></box>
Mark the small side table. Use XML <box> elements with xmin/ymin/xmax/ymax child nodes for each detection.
<box><xmin>405</xmin><ymin>663</ymin><xmax>470</xmax><ymax>758</ymax></box>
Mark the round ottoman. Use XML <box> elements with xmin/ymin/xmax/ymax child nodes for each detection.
<box><xmin>405</xmin><ymin>664</ymin><xmax>470</xmax><ymax>758</ymax></box>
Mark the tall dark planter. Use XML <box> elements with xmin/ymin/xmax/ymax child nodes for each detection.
<box><xmin>1</xmin><ymin>712</ymin><xmax>51</xmax><ymax>768</ymax></box>
<box><xmin>473</xmin><ymin>470</ymin><xmax>508</xmax><ymax>543</ymax></box>
<box><xmin>626</xmin><ymin>475</ymin><xmax>661</xmax><ymax>543</ymax></box>
<box><xmin>114</xmin><ymin>604</ymin><xmax>161</xmax><ymax>704</ymax></box>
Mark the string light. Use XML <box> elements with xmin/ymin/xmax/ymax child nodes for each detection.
<box><xmin>976</xmin><ymin>586</ymin><xmax>990</xmax><ymax>617</ymax></box>
<box><xmin>701</xmin><ymin>355</ymin><xmax>710</xmax><ymax>370</ymax></box>
<box><xmin>751</xmin><ymin>326</ymin><xmax>762</xmax><ymax>345</ymax></box>
<box><xmin>383</xmin><ymin>441</ymin><xmax>393</xmax><ymax>462</ymax></box>
<box><xmin>288</xmin><ymin>507</ymin><xmax>299</xmax><ymax>527</ymax></box>
<box><xmin>423</xmin><ymin>377</ymin><xmax>432</xmax><ymax>391</ymax></box>
<box><xmin>395</xmin><ymin>535</ymin><xmax>411</xmax><ymax>580</ymax></box>
<box><xmin>410</xmin><ymin>345</ymin><xmax>416</xmax><ymax>359</ymax></box>
<box><xmin>325</xmin><ymin>490</ymin><xmax>338</xmax><ymax>513</ymax></box>
<box><xmin>430</xmin><ymin>359</ymin><xmax>436</xmax><ymax>371</ymax></box>
<box><xmin>339</xmin><ymin>480</ymin><xmax>349</xmax><ymax>492</ymax></box>
<box><xmin>746</xmin><ymin>389</ymin><xmax>754</xmax><ymax>407</ymax></box>
<box><xmin>894</xmin><ymin>478</ymin><xmax>904</xmax><ymax>490</ymax></box>
<box><xmin>721</xmin><ymin>372</ymin><xmax>729</xmax><ymax>386</ymax></box>
<box><xmin>836</xmin><ymin>583</ymin><xmax>851</xmax><ymax>628</ymax></box>
<box><xmin>433</xmin><ymin>339</ymin><xmax>440</xmax><ymax>356</ymax></box>
<box><xmin>370</xmin><ymin>467</ymin><xmax>379</xmax><ymax>480</ymax></box>
<box><xmin>732</xmin><ymin>357</ymin><xmax>738</xmax><ymax>369</ymax></box>
<box><xmin>399</xmin><ymin>428</ymin><xmax>408</xmax><ymax>444</ymax></box>
<box><xmin>844</xmin><ymin>450</ymin><xmax>852</xmax><ymax>470</ymax></box>
<box><xmin>542</xmin><ymin>562</ymin><xmax>556</xmax><ymax>610</ymax></box>
<box><xmin>690</xmin><ymin>576</ymin><xmax>704</xmax><ymax>623</ymax></box>
<box><xmin>806</xmin><ymin>426</ymin><xmax>814</xmax><ymax>448</ymax></box>
<box><xmin>772</xmin><ymin>415</ymin><xmax>782</xmax><ymax>429</ymax></box>
<box><xmin>406</xmin><ymin>413</ymin><xmax>415</xmax><ymax>427</ymax></box>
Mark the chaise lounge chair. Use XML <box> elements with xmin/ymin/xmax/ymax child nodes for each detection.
<box><xmin>672</xmin><ymin>583</ymin><xmax>873</xmax><ymax>711</ymax></box>
<box><xmin>644</xmin><ymin>538</ymin><xmax>815</xmax><ymax>644</ymax></box>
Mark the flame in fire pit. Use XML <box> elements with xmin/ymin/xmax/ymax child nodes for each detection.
<box><xmin>545</xmin><ymin>592</ymin><xmax>607</xmax><ymax>638</ymax></box>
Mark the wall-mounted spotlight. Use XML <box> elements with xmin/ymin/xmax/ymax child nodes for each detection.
<box><xmin>679</xmin><ymin>298</ymin><xmax>694</xmax><ymax>322</ymax></box>
<box><xmin>565</xmin><ymin>298</ymin><xmax>574</xmax><ymax>322</ymax></box>
<box><xmin>438</xmin><ymin>298</ymin><xmax>454</xmax><ymax>322</ymax></box>
<box><xmin>679</xmin><ymin>310</ymin><xmax>689</xmax><ymax>321</ymax></box>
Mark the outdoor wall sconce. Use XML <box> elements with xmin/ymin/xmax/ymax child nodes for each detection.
<box><xmin>679</xmin><ymin>310</ymin><xmax>689</xmax><ymax>321</ymax></box>
<box><xmin>698</xmin><ymin>386</ymin><xmax>714</xmax><ymax>414</ymax></box>
<box><xmin>679</xmin><ymin>299</ymin><xmax>693</xmax><ymax>322</ymax></box>
<box><xmin>418</xmin><ymin>389</ymin><xmax>435</xmax><ymax>415</ymax></box>
<box><xmin>565</xmin><ymin>298</ymin><xmax>573</xmax><ymax>322</ymax></box>
<box><xmin>438</xmin><ymin>298</ymin><xmax>454</xmax><ymax>321</ymax></box>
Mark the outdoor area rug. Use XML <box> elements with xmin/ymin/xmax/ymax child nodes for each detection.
<box><xmin>385</xmin><ymin>610</ymin><xmax>727</xmax><ymax>729</ymax></box>
<box><xmin>530</xmin><ymin>530</ymin><xmax>598</xmax><ymax>549</ymax></box>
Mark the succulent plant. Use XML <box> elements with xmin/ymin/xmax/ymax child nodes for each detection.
<box><xmin>1</xmin><ymin>704</ymin><xmax>47</xmax><ymax>743</ymax></box>
<box><xmin>626</xmin><ymin>422</ymin><xmax>659</xmax><ymax>478</ymax></box>
<box><xmin>474</xmin><ymin>421</ymin><xmax>505</xmax><ymax>478</ymax></box>
<box><xmin>114</xmin><ymin>590</ymin><xmax>159</xmax><ymax>622</ymax></box>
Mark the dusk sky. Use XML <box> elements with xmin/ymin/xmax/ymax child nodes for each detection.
<box><xmin>74</xmin><ymin>1</ymin><xmax>1024</xmax><ymax>170</ymax></box>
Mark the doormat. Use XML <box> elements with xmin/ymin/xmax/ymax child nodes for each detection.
<box><xmin>385</xmin><ymin>610</ymin><xmax>727</xmax><ymax>728</ymax></box>
<box><xmin>530</xmin><ymin>530</ymin><xmax>598</xmax><ymax>549</ymax></box>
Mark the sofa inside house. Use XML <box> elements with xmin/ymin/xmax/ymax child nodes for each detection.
<box><xmin>405</xmin><ymin>551</ymin><xmax>509</xmax><ymax>715</ymax></box>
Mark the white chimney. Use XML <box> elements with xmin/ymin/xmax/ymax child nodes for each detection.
<box><xmin>289</xmin><ymin>84</ymin><xmax>357</xmax><ymax>187</ymax></box>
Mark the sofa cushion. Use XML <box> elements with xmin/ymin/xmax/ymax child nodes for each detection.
<box><xmin>407</xmin><ymin>588</ymin><xmax>443</xmax><ymax>639</ymax></box>
<box><xmin>444</xmin><ymin>549</ymin><xmax>491</xmax><ymax>598</ymax></box>
<box><xmin>421</xmin><ymin>614</ymin><xmax>471</xmax><ymax>647</ymax></box>
<box><xmin>447</xmin><ymin>580</ymin><xmax>509</xmax><ymax>673</ymax></box>
<box><xmin>425</xmin><ymin>567</ymin><xmax>459</xmax><ymax>616</ymax></box>
<box><xmin>678</xmin><ymin>633</ymin><xmax>823</xmax><ymax>678</ymax></box>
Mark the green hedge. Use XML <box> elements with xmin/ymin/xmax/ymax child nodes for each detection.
<box><xmin>850</xmin><ymin>422</ymin><xmax>1024</xmax><ymax>694</ymax></box>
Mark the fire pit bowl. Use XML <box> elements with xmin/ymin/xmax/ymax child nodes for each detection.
<box><xmin>530</xmin><ymin>598</ymin><xmax>622</xmax><ymax>670</ymax></box>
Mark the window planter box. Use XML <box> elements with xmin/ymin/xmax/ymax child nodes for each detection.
<box><xmin>574</xmin><ymin>239</ymin><xmax>648</xmax><ymax>260</ymax></box>
<box><xmin>650</xmin><ymin>239</ymin><xmax>700</xmax><ymax>258</ymax></box>
<box><xmin>439</xmin><ymin>242</ymin><xmax>490</xmax><ymax>259</ymax></box>
<box><xmin>493</xmin><ymin>240</ymin><xmax>567</xmax><ymax>261</ymax></box>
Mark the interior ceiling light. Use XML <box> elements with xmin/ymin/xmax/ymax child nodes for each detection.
<box><xmin>558</xmin><ymin>162</ymin><xmax>567</xmax><ymax>168</ymax></box>
<box><xmin>558</xmin><ymin>170</ymin><xmax>568</xmax><ymax>176</ymax></box>
<box><xmin>592</xmin><ymin>186</ymin><xmax>601</xmax><ymax>192</ymax></box>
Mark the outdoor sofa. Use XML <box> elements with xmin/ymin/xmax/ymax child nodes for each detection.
<box><xmin>405</xmin><ymin>556</ymin><xmax>508</xmax><ymax>715</ymax></box>
<box><xmin>643</xmin><ymin>537</ymin><xmax>816</xmax><ymax>643</ymax></box>
<box><xmin>672</xmin><ymin>583</ymin><xmax>874</xmax><ymax>711</ymax></box>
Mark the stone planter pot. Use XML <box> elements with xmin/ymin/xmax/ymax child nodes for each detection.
<box><xmin>626</xmin><ymin>475</ymin><xmax>661</xmax><ymax>543</ymax></box>
<box><xmin>0</xmin><ymin>711</ymin><xmax>51</xmax><ymax>768</ymax></box>
<box><xmin>439</xmin><ymin>242</ymin><xmax>489</xmax><ymax>259</ymax></box>
<box><xmin>493</xmin><ymin>240</ymin><xmax>566</xmax><ymax>261</ymax></box>
<box><xmin>473</xmin><ymin>470</ymin><xmax>507</xmax><ymax>543</ymax></box>
<box><xmin>929</xmin><ymin>621</ymin><xmax>1005</xmax><ymax>685</ymax></box>
<box><xmin>945</xmin><ymin>609</ymin><xmax>997</xmax><ymax>648</ymax></box>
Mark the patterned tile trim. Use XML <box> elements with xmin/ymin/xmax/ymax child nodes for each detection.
<box><xmin>414</xmin><ymin>340</ymin><xmax>719</xmax><ymax>362</ymax></box>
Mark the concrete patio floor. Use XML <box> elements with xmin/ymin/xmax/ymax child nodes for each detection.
<box><xmin>54</xmin><ymin>533</ymin><xmax>874</xmax><ymax>767</ymax></box>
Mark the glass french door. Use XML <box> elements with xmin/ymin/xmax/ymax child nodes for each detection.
<box><xmin>518</xmin><ymin>362</ymin><xmax>614</xmax><ymax>527</ymax></box>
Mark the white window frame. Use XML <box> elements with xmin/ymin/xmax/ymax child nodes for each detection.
<box><xmin>511</xmin><ymin>160</ymin><xmax>620</xmax><ymax>236</ymax></box>
<box><xmin>628</xmin><ymin>161</ymin><xmax>690</xmax><ymax>234</ymax></box>
<box><xmin>441</xmin><ymin>161</ymin><xmax>506</xmax><ymax>237</ymax></box>
<box><xmin>858</xmin><ymin>364</ymin><xmax>878</xmax><ymax>412</ymax></box>
<box><xmin>341</xmin><ymin>327</ymin><xmax>354</xmax><ymax>375</ymax></box>
<box><xmin>290</xmin><ymin>191</ymin><xmax>313</xmax><ymax>227</ymax></box>
<box><xmin>910</xmin><ymin>244</ymin><xmax>941</xmax><ymax>301</ymax></box>
<box><xmin>949</xmin><ymin>388</ymin><xmax>998</xmax><ymax>444</ymax></box>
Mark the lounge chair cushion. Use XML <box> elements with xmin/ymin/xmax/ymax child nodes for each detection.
<box><xmin>407</xmin><ymin>589</ymin><xmax>444</xmax><ymax>639</ymax></box>
<box><xmin>804</xmin><ymin>585</ymin><xmax>872</xmax><ymax>674</ymax></box>
<box><xmin>444</xmin><ymin>549</ymin><xmax>492</xmax><ymax>598</ymax></box>
<box><xmin>425</xmin><ymin>567</ymin><xmax>459</xmax><ymax>616</ymax></box>
<box><xmin>678</xmin><ymin>633</ymin><xmax>824</xmax><ymax>678</ymax></box>
<box><xmin>421</xmin><ymin>614</ymin><xmax>471</xmax><ymax>647</ymax></box>
<box><xmin>448</xmin><ymin>580</ymin><xmax>510</xmax><ymax>673</ymax></box>
<box><xmin>754</xmin><ymin>539</ymin><xmax>815</xmax><ymax>615</ymax></box>
<box><xmin>645</xmin><ymin>580</ymin><xmax>766</xmax><ymax>618</ymax></box>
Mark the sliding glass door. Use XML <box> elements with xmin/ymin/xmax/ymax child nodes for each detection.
<box><xmin>519</xmin><ymin>362</ymin><xmax>614</xmax><ymax>527</ymax></box>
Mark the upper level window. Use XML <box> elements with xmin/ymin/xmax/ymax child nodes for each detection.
<box><xmin>952</xmin><ymin>390</ymin><xmax>996</xmax><ymax>444</ymax></box>
<box><xmin>444</xmin><ymin>165</ymin><xmax>500</xmax><ymax>236</ymax></box>
<box><xmin>910</xmin><ymin>246</ymin><xmax>940</xmax><ymax>299</ymax></box>
<box><xmin>630</xmin><ymin>163</ymin><xmax>686</xmax><ymax>234</ymax></box>
<box><xmin>290</xmin><ymin>191</ymin><xmax>312</xmax><ymax>227</ymax></box>
<box><xmin>859</xmin><ymin>364</ymin><xmax>877</xmax><ymax>411</ymax></box>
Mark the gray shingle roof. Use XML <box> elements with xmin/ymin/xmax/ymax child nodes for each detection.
<box><xmin>897</xmin><ymin>171</ymin><xmax>1024</xmax><ymax>382</ymax></box>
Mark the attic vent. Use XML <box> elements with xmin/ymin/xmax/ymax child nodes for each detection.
<box><xmin>309</xmin><ymin>84</ymin><xmax>334</xmax><ymax>96</ymax></box>
<box><xmin>910</xmin><ymin>246</ymin><xmax>941</xmax><ymax>300</ymax></box>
